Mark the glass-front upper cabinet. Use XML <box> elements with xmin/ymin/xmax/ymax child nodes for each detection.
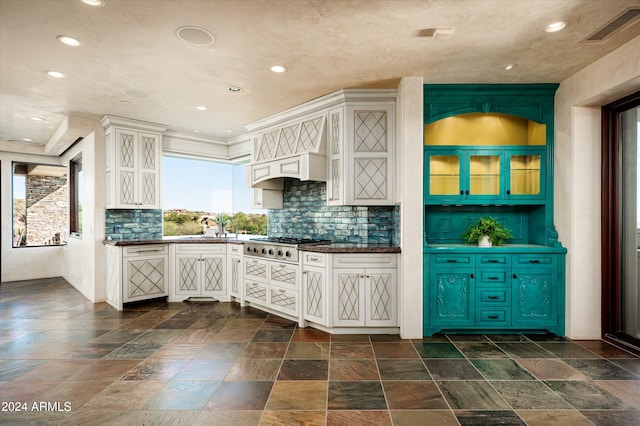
<box><xmin>424</xmin><ymin>113</ymin><xmax>546</xmax><ymax>204</ymax></box>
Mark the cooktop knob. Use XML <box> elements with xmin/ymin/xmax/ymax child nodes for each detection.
<box><xmin>285</xmin><ymin>251</ymin><xmax>291</xmax><ymax>257</ymax></box>
<box><xmin>261</xmin><ymin>248</ymin><xmax>266</xmax><ymax>254</ymax></box>
<box><xmin>246</xmin><ymin>246</ymin><xmax>251</xmax><ymax>252</ymax></box>
<box><xmin>252</xmin><ymin>247</ymin><xmax>258</xmax><ymax>253</ymax></box>
<box><xmin>268</xmin><ymin>249</ymin><xmax>274</xmax><ymax>255</ymax></box>
<box><xmin>277</xmin><ymin>250</ymin><xmax>283</xmax><ymax>256</ymax></box>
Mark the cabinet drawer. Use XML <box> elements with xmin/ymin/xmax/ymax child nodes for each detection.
<box><xmin>123</xmin><ymin>244</ymin><xmax>168</xmax><ymax>257</ymax></box>
<box><xmin>513</xmin><ymin>254</ymin><xmax>555</xmax><ymax>266</ymax></box>
<box><xmin>228</xmin><ymin>243</ymin><xmax>243</xmax><ymax>254</ymax></box>
<box><xmin>476</xmin><ymin>309</ymin><xmax>511</xmax><ymax>325</ymax></box>
<box><xmin>334</xmin><ymin>254</ymin><xmax>396</xmax><ymax>268</ymax></box>
<box><xmin>478</xmin><ymin>254</ymin><xmax>510</xmax><ymax>267</ymax></box>
<box><xmin>431</xmin><ymin>254</ymin><xmax>474</xmax><ymax>267</ymax></box>
<box><xmin>301</xmin><ymin>252</ymin><xmax>326</xmax><ymax>267</ymax></box>
<box><xmin>244</xmin><ymin>280</ymin><xmax>267</xmax><ymax>303</ymax></box>
<box><xmin>478</xmin><ymin>270</ymin><xmax>508</xmax><ymax>286</ymax></box>
<box><xmin>269</xmin><ymin>287</ymin><xmax>298</xmax><ymax>316</ymax></box>
<box><xmin>175</xmin><ymin>243</ymin><xmax>225</xmax><ymax>254</ymax></box>
<box><xmin>476</xmin><ymin>289</ymin><xmax>511</xmax><ymax>306</ymax></box>
<box><xmin>244</xmin><ymin>258</ymin><xmax>268</xmax><ymax>282</ymax></box>
<box><xmin>269</xmin><ymin>263</ymin><xmax>298</xmax><ymax>290</ymax></box>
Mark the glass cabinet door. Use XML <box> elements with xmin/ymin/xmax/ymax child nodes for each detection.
<box><xmin>428</xmin><ymin>154</ymin><xmax>461</xmax><ymax>197</ymax></box>
<box><xmin>469</xmin><ymin>154</ymin><xmax>501</xmax><ymax>196</ymax></box>
<box><xmin>507</xmin><ymin>150</ymin><xmax>545</xmax><ymax>201</ymax></box>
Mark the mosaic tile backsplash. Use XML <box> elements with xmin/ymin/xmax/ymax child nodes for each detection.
<box><xmin>105</xmin><ymin>209</ymin><xmax>163</xmax><ymax>241</ymax></box>
<box><xmin>268</xmin><ymin>179</ymin><xmax>400</xmax><ymax>245</ymax></box>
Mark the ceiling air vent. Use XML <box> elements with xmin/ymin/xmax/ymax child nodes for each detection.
<box><xmin>582</xmin><ymin>7</ymin><xmax>640</xmax><ymax>42</ymax></box>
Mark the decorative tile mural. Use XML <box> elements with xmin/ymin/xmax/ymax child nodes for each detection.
<box><xmin>268</xmin><ymin>179</ymin><xmax>399</xmax><ymax>244</ymax></box>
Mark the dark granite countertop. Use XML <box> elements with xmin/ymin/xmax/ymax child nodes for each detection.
<box><xmin>103</xmin><ymin>237</ymin><xmax>243</xmax><ymax>246</ymax></box>
<box><xmin>300</xmin><ymin>243</ymin><xmax>401</xmax><ymax>253</ymax></box>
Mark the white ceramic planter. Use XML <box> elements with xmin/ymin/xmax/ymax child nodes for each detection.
<box><xmin>478</xmin><ymin>235</ymin><xmax>492</xmax><ymax>247</ymax></box>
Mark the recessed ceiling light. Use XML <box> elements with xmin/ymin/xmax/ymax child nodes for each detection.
<box><xmin>544</xmin><ymin>21</ymin><xmax>568</xmax><ymax>33</ymax></box>
<box><xmin>175</xmin><ymin>26</ymin><xmax>215</xmax><ymax>47</ymax></box>
<box><xmin>226</xmin><ymin>130</ymin><xmax>233</xmax><ymax>133</ymax></box>
<box><xmin>504</xmin><ymin>64</ymin><xmax>516</xmax><ymax>71</ymax></box>
<box><xmin>227</xmin><ymin>86</ymin><xmax>242</xmax><ymax>92</ymax></box>
<box><xmin>22</xmin><ymin>138</ymin><xmax>33</xmax><ymax>142</ymax></box>
<box><xmin>195</xmin><ymin>105</ymin><xmax>208</xmax><ymax>111</ymax></box>
<box><xmin>57</xmin><ymin>35</ymin><xmax>82</xmax><ymax>47</ymax></box>
<box><xmin>81</xmin><ymin>0</ymin><xmax>105</xmax><ymax>6</ymax></box>
<box><xmin>269</xmin><ymin>65</ymin><xmax>286</xmax><ymax>73</ymax></box>
<box><xmin>45</xmin><ymin>70</ymin><xmax>65</xmax><ymax>78</ymax></box>
<box><xmin>31</xmin><ymin>117</ymin><xmax>45</xmax><ymax>121</ymax></box>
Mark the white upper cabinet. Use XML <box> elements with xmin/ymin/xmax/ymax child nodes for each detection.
<box><xmin>328</xmin><ymin>103</ymin><xmax>395</xmax><ymax>206</ymax></box>
<box><xmin>102</xmin><ymin>116</ymin><xmax>166</xmax><ymax>209</ymax></box>
<box><xmin>245</xmin><ymin>89</ymin><xmax>397</xmax><ymax>207</ymax></box>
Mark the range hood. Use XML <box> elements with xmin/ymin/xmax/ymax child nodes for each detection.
<box><xmin>246</xmin><ymin>113</ymin><xmax>327</xmax><ymax>187</ymax></box>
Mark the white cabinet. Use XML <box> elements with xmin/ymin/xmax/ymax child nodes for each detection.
<box><xmin>251</xmin><ymin>188</ymin><xmax>283</xmax><ymax>209</ymax></box>
<box><xmin>332</xmin><ymin>254</ymin><xmax>397</xmax><ymax>327</ymax></box>
<box><xmin>173</xmin><ymin>244</ymin><xmax>226</xmax><ymax>301</ymax></box>
<box><xmin>105</xmin><ymin>244</ymin><xmax>169</xmax><ymax>310</ymax></box>
<box><xmin>243</xmin><ymin>257</ymin><xmax>300</xmax><ymax>320</ymax></box>
<box><xmin>227</xmin><ymin>243</ymin><xmax>243</xmax><ymax>300</ymax></box>
<box><xmin>328</xmin><ymin>103</ymin><xmax>395</xmax><ymax>206</ymax></box>
<box><xmin>302</xmin><ymin>252</ymin><xmax>329</xmax><ymax>326</ymax></box>
<box><xmin>101</xmin><ymin>116</ymin><xmax>166</xmax><ymax>209</ymax></box>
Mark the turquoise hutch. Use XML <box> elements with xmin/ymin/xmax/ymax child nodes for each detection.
<box><xmin>423</xmin><ymin>84</ymin><xmax>567</xmax><ymax>336</ymax></box>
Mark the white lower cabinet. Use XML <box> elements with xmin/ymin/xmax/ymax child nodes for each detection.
<box><xmin>243</xmin><ymin>257</ymin><xmax>300</xmax><ymax>318</ymax></box>
<box><xmin>333</xmin><ymin>267</ymin><xmax>397</xmax><ymax>327</ymax></box>
<box><xmin>106</xmin><ymin>244</ymin><xmax>169</xmax><ymax>310</ymax></box>
<box><xmin>301</xmin><ymin>252</ymin><xmax>398</xmax><ymax>330</ymax></box>
<box><xmin>173</xmin><ymin>244</ymin><xmax>226</xmax><ymax>301</ymax></box>
<box><xmin>227</xmin><ymin>243</ymin><xmax>243</xmax><ymax>300</ymax></box>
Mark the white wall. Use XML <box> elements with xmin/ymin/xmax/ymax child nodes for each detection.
<box><xmin>555</xmin><ymin>35</ymin><xmax>640</xmax><ymax>339</ymax></box>
<box><xmin>1</xmin><ymin>122</ymin><xmax>107</xmax><ymax>304</ymax></box>
<box><xmin>60</xmin><ymin>128</ymin><xmax>106</xmax><ymax>302</ymax></box>
<box><xmin>0</xmin><ymin>152</ymin><xmax>65</xmax><ymax>281</ymax></box>
<box><xmin>397</xmin><ymin>76</ymin><xmax>424</xmax><ymax>339</ymax></box>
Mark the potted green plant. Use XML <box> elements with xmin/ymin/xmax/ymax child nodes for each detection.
<box><xmin>462</xmin><ymin>216</ymin><xmax>513</xmax><ymax>247</ymax></box>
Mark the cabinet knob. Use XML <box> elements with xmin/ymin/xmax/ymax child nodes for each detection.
<box><xmin>470</xmin><ymin>273</ymin><xmax>475</xmax><ymax>279</ymax></box>
<box><xmin>460</xmin><ymin>190</ymin><xmax>464</xmax><ymax>195</ymax></box>
<box><xmin>513</xmin><ymin>273</ymin><xmax>518</xmax><ymax>279</ymax></box>
<box><xmin>465</xmin><ymin>190</ymin><xmax>470</xmax><ymax>195</ymax></box>
<box><xmin>506</xmin><ymin>189</ymin><xmax>511</xmax><ymax>195</ymax></box>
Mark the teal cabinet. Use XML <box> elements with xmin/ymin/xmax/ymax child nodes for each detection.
<box><xmin>423</xmin><ymin>84</ymin><xmax>566</xmax><ymax>337</ymax></box>
<box><xmin>424</xmin><ymin>251</ymin><xmax>565</xmax><ymax>336</ymax></box>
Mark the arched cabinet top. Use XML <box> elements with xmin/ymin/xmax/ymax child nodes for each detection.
<box><xmin>423</xmin><ymin>84</ymin><xmax>559</xmax><ymax>124</ymax></box>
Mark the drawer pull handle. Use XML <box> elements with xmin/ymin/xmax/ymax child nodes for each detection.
<box><xmin>133</xmin><ymin>249</ymin><xmax>163</xmax><ymax>253</ymax></box>
<box><xmin>280</xmin><ymin>264</ymin><xmax>287</xmax><ymax>268</ymax></box>
<box><xmin>309</xmin><ymin>257</ymin><xmax>320</xmax><ymax>261</ymax></box>
<box><xmin>279</xmin><ymin>289</ymin><xmax>286</xmax><ymax>293</ymax></box>
<box><xmin>487</xmin><ymin>276</ymin><xmax>499</xmax><ymax>280</ymax></box>
<box><xmin>487</xmin><ymin>315</ymin><xmax>500</xmax><ymax>319</ymax></box>
<box><xmin>529</xmin><ymin>260</ymin><xmax>541</xmax><ymax>263</ymax></box>
<box><xmin>487</xmin><ymin>259</ymin><xmax>500</xmax><ymax>263</ymax></box>
<box><xmin>446</xmin><ymin>259</ymin><xmax>458</xmax><ymax>263</ymax></box>
<box><xmin>488</xmin><ymin>296</ymin><xmax>499</xmax><ymax>300</ymax></box>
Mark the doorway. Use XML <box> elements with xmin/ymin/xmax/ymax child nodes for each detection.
<box><xmin>602</xmin><ymin>91</ymin><xmax>640</xmax><ymax>352</ymax></box>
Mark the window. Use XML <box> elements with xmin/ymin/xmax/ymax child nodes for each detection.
<box><xmin>69</xmin><ymin>156</ymin><xmax>83</xmax><ymax>236</ymax></box>
<box><xmin>12</xmin><ymin>162</ymin><xmax>68</xmax><ymax>247</ymax></box>
<box><xmin>162</xmin><ymin>156</ymin><xmax>266</xmax><ymax>237</ymax></box>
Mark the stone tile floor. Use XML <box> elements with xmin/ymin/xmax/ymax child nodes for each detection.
<box><xmin>1</xmin><ymin>277</ymin><xmax>639</xmax><ymax>425</ymax></box>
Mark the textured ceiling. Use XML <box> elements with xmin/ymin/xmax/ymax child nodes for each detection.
<box><xmin>1</xmin><ymin>0</ymin><xmax>639</xmax><ymax>148</ymax></box>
